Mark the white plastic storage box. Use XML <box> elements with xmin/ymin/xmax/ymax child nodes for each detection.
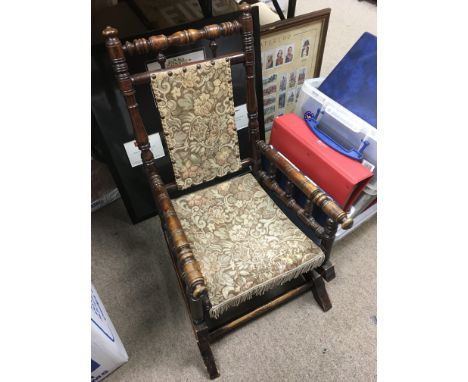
<box><xmin>349</xmin><ymin>179</ymin><xmax>377</xmax><ymax>218</ymax></box>
<box><xmin>295</xmin><ymin>78</ymin><xmax>377</xmax><ymax>184</ymax></box>
<box><xmin>92</xmin><ymin>284</ymin><xmax>128</xmax><ymax>381</ymax></box>
<box><xmin>294</xmin><ymin>78</ymin><xmax>377</xmax><ymax>240</ymax></box>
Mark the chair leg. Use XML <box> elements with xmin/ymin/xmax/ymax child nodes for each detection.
<box><xmin>196</xmin><ymin>330</ymin><xmax>220</xmax><ymax>379</ymax></box>
<box><xmin>310</xmin><ymin>269</ymin><xmax>332</xmax><ymax>312</ymax></box>
<box><xmin>317</xmin><ymin>261</ymin><xmax>336</xmax><ymax>282</ymax></box>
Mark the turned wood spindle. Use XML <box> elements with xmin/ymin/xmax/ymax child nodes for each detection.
<box><xmin>157</xmin><ymin>51</ymin><xmax>167</xmax><ymax>69</ymax></box>
<box><xmin>121</xmin><ymin>21</ymin><xmax>242</xmax><ymax>56</ymax></box>
<box><xmin>209</xmin><ymin>39</ymin><xmax>218</xmax><ymax>57</ymax></box>
<box><xmin>285</xmin><ymin>180</ymin><xmax>294</xmax><ymax>199</ymax></box>
<box><xmin>147</xmin><ymin>169</ymin><xmax>207</xmax><ymax>298</ymax></box>
<box><xmin>257</xmin><ymin>140</ymin><xmax>353</xmax><ymax>229</ymax></box>
<box><xmin>258</xmin><ymin>169</ymin><xmax>324</xmax><ymax>237</ymax></box>
<box><xmin>304</xmin><ymin>199</ymin><xmax>314</xmax><ymax>218</ymax></box>
<box><xmin>267</xmin><ymin>161</ymin><xmax>276</xmax><ymax>180</ymax></box>
<box><xmin>321</xmin><ymin>218</ymin><xmax>338</xmax><ymax>263</ymax></box>
<box><xmin>102</xmin><ymin>26</ymin><xmax>153</xmax><ymax>166</ymax></box>
<box><xmin>239</xmin><ymin>4</ymin><xmax>261</xmax><ymax>173</ymax></box>
<box><xmin>103</xmin><ymin>26</ymin><xmax>207</xmax><ymax>300</ymax></box>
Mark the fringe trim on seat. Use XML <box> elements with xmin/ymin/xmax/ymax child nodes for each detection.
<box><xmin>209</xmin><ymin>253</ymin><xmax>325</xmax><ymax>319</ymax></box>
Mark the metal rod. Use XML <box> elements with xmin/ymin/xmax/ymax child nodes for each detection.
<box><xmin>131</xmin><ymin>52</ymin><xmax>246</xmax><ymax>86</ymax></box>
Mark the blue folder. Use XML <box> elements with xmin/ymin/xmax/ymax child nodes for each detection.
<box><xmin>318</xmin><ymin>32</ymin><xmax>377</xmax><ymax>128</ymax></box>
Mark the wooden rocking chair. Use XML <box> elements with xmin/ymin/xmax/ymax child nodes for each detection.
<box><xmin>102</xmin><ymin>4</ymin><xmax>353</xmax><ymax>379</ymax></box>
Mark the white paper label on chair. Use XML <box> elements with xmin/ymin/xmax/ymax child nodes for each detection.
<box><xmin>124</xmin><ymin>133</ymin><xmax>165</xmax><ymax>168</ymax></box>
<box><xmin>235</xmin><ymin>104</ymin><xmax>249</xmax><ymax>131</ymax></box>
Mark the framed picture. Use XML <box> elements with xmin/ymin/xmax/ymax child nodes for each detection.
<box><xmin>260</xmin><ymin>8</ymin><xmax>330</xmax><ymax>130</ymax></box>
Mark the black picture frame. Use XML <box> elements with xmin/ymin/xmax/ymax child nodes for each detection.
<box><xmin>92</xmin><ymin>7</ymin><xmax>265</xmax><ymax>224</ymax></box>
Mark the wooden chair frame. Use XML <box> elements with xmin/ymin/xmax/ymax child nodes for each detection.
<box><xmin>103</xmin><ymin>4</ymin><xmax>352</xmax><ymax>379</ymax></box>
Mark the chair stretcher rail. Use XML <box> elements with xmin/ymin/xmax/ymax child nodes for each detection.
<box><xmin>131</xmin><ymin>51</ymin><xmax>246</xmax><ymax>86</ymax></box>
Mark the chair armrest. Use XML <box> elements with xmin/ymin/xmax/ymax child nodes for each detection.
<box><xmin>145</xmin><ymin>168</ymin><xmax>208</xmax><ymax>300</ymax></box>
<box><xmin>257</xmin><ymin>140</ymin><xmax>353</xmax><ymax>230</ymax></box>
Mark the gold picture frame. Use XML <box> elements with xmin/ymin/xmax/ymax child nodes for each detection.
<box><xmin>260</xmin><ymin>8</ymin><xmax>330</xmax><ymax>130</ymax></box>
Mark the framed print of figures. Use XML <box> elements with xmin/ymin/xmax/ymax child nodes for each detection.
<box><xmin>260</xmin><ymin>8</ymin><xmax>330</xmax><ymax>130</ymax></box>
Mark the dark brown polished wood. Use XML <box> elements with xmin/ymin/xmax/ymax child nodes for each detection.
<box><xmin>209</xmin><ymin>279</ymin><xmax>313</xmax><ymax>341</ymax></box>
<box><xmin>257</xmin><ymin>168</ymin><xmax>325</xmax><ymax>238</ymax></box>
<box><xmin>257</xmin><ymin>140</ymin><xmax>353</xmax><ymax>229</ymax></box>
<box><xmin>307</xmin><ymin>269</ymin><xmax>332</xmax><ymax>311</ymax></box>
<box><xmin>122</xmin><ymin>21</ymin><xmax>242</xmax><ymax>56</ymax></box>
<box><xmin>239</xmin><ymin>5</ymin><xmax>261</xmax><ymax>173</ymax></box>
<box><xmin>103</xmin><ymin>4</ymin><xmax>347</xmax><ymax>378</ymax></box>
<box><xmin>131</xmin><ymin>51</ymin><xmax>246</xmax><ymax>86</ymax></box>
<box><xmin>103</xmin><ymin>26</ymin><xmax>208</xmax><ymax>300</ymax></box>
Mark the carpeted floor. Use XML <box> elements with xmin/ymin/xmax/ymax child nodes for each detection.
<box><xmin>92</xmin><ymin>200</ymin><xmax>376</xmax><ymax>382</ymax></box>
<box><xmin>91</xmin><ymin>1</ymin><xmax>376</xmax><ymax>381</ymax></box>
<box><xmin>298</xmin><ymin>0</ymin><xmax>377</xmax><ymax>78</ymax></box>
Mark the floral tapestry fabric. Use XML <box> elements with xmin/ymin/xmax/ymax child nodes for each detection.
<box><xmin>173</xmin><ymin>173</ymin><xmax>325</xmax><ymax>319</ymax></box>
<box><xmin>151</xmin><ymin>58</ymin><xmax>242</xmax><ymax>190</ymax></box>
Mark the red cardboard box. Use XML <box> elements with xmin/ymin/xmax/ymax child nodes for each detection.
<box><xmin>269</xmin><ymin>113</ymin><xmax>373</xmax><ymax>210</ymax></box>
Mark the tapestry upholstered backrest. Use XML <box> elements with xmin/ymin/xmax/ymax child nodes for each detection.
<box><xmin>150</xmin><ymin>58</ymin><xmax>242</xmax><ymax>190</ymax></box>
<box><xmin>102</xmin><ymin>3</ymin><xmax>261</xmax><ymax>194</ymax></box>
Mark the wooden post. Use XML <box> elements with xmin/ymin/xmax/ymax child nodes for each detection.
<box><xmin>318</xmin><ymin>218</ymin><xmax>338</xmax><ymax>282</ymax></box>
<box><xmin>304</xmin><ymin>199</ymin><xmax>314</xmax><ymax>218</ymax></box>
<box><xmin>239</xmin><ymin>4</ymin><xmax>261</xmax><ymax>173</ymax></box>
<box><xmin>309</xmin><ymin>269</ymin><xmax>332</xmax><ymax>312</ymax></box>
<box><xmin>102</xmin><ymin>26</ymin><xmax>208</xmax><ymax>300</ymax></box>
<box><xmin>102</xmin><ymin>26</ymin><xmax>154</xmax><ymax>167</ymax></box>
<box><xmin>316</xmin><ymin>218</ymin><xmax>338</xmax><ymax>282</ymax></box>
<box><xmin>321</xmin><ymin>217</ymin><xmax>338</xmax><ymax>263</ymax></box>
<box><xmin>196</xmin><ymin>323</ymin><xmax>220</xmax><ymax>379</ymax></box>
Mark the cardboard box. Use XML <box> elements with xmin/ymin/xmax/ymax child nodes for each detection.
<box><xmin>91</xmin><ymin>159</ymin><xmax>120</xmax><ymax>212</ymax></box>
<box><xmin>91</xmin><ymin>284</ymin><xmax>128</xmax><ymax>381</ymax></box>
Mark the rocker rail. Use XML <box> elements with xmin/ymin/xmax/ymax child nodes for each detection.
<box><xmin>209</xmin><ymin>279</ymin><xmax>313</xmax><ymax>341</ymax></box>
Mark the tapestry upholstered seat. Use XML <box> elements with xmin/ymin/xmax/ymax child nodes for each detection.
<box><xmin>173</xmin><ymin>173</ymin><xmax>325</xmax><ymax>319</ymax></box>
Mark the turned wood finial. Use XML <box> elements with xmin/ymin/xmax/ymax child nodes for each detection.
<box><xmin>102</xmin><ymin>26</ymin><xmax>118</xmax><ymax>39</ymax></box>
<box><xmin>238</xmin><ymin>2</ymin><xmax>251</xmax><ymax>12</ymax></box>
<box><xmin>340</xmin><ymin>216</ymin><xmax>354</xmax><ymax>230</ymax></box>
<box><xmin>193</xmin><ymin>284</ymin><xmax>207</xmax><ymax>299</ymax></box>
